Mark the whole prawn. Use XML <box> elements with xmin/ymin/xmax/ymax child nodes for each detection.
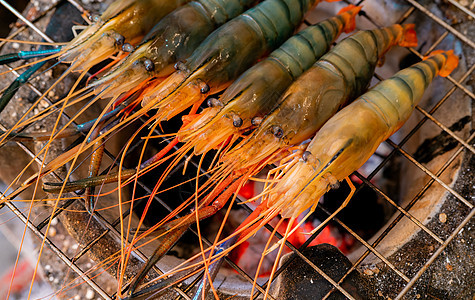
<box><xmin>263</xmin><ymin>49</ymin><xmax>459</xmax><ymax>222</ymax></box>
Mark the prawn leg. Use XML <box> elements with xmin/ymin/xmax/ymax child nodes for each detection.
<box><xmin>0</xmin><ymin>48</ymin><xmax>61</xmax><ymax>65</ymax></box>
<box><xmin>126</xmin><ymin>225</ymin><xmax>188</xmax><ymax>296</ymax></box>
<box><xmin>0</xmin><ymin>60</ymin><xmax>47</xmax><ymax>114</ymax></box>
<box><xmin>42</xmin><ymin>133</ymin><xmax>180</xmax><ymax>194</ymax></box>
<box><xmin>0</xmin><ymin>103</ymin><xmax>125</xmax><ymax>143</ymax></box>
<box><xmin>123</xmin><ymin>174</ymin><xmax>246</xmax><ymax>296</ymax></box>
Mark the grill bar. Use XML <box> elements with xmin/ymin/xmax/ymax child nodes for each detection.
<box><xmin>446</xmin><ymin>0</ymin><xmax>475</xmax><ymax>19</ymax></box>
<box><xmin>405</xmin><ymin>0</ymin><xmax>475</xmax><ymax>49</ymax></box>
<box><xmin>387</xmin><ymin>139</ymin><xmax>473</xmax><ymax>209</ymax></box>
<box><xmin>415</xmin><ymin>105</ymin><xmax>475</xmax><ymax>154</ymax></box>
<box><xmin>395</xmin><ymin>207</ymin><xmax>475</xmax><ymax>299</ymax></box>
<box><xmin>0</xmin><ymin>0</ymin><xmax>473</xmax><ymax>299</ymax></box>
<box><xmin>0</xmin><ymin>198</ymin><xmax>113</xmax><ymax>300</ymax></box>
<box><xmin>0</xmin><ymin>0</ymin><xmax>53</xmax><ymax>43</ymax></box>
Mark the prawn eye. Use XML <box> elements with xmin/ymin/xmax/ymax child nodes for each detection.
<box><xmin>232</xmin><ymin>115</ymin><xmax>243</xmax><ymax>127</ymax></box>
<box><xmin>251</xmin><ymin>117</ymin><xmax>262</xmax><ymax>126</ymax></box>
<box><xmin>91</xmin><ymin>14</ymin><xmax>101</xmax><ymax>23</ymax></box>
<box><xmin>122</xmin><ymin>43</ymin><xmax>134</xmax><ymax>52</ymax></box>
<box><xmin>144</xmin><ymin>59</ymin><xmax>154</xmax><ymax>72</ymax></box>
<box><xmin>272</xmin><ymin>126</ymin><xmax>284</xmax><ymax>138</ymax></box>
<box><xmin>200</xmin><ymin>84</ymin><xmax>210</xmax><ymax>94</ymax></box>
<box><xmin>330</xmin><ymin>181</ymin><xmax>340</xmax><ymax>190</ymax></box>
<box><xmin>207</xmin><ymin>98</ymin><xmax>222</xmax><ymax>107</ymax></box>
<box><xmin>115</xmin><ymin>34</ymin><xmax>125</xmax><ymax>46</ymax></box>
<box><xmin>174</xmin><ymin>61</ymin><xmax>186</xmax><ymax>71</ymax></box>
<box><xmin>302</xmin><ymin>151</ymin><xmax>312</xmax><ymax>162</ymax></box>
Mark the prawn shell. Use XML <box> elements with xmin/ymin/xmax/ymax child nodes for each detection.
<box><xmin>142</xmin><ymin>0</ymin><xmax>321</xmax><ymax>112</ymax></box>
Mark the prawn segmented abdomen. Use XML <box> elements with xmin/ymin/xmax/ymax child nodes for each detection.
<box><xmin>362</xmin><ymin>53</ymin><xmax>445</xmax><ymax>138</ymax></box>
<box><xmin>242</xmin><ymin>0</ymin><xmax>313</xmax><ymax>48</ymax></box>
<box><xmin>187</xmin><ymin>0</ymin><xmax>318</xmax><ymax>78</ymax></box>
<box><xmin>270</xmin><ymin>16</ymin><xmax>341</xmax><ymax>80</ymax></box>
<box><xmin>319</xmin><ymin>25</ymin><xmax>409</xmax><ymax>100</ymax></box>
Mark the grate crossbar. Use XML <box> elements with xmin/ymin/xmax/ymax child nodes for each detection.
<box><xmin>0</xmin><ymin>0</ymin><xmax>473</xmax><ymax>299</ymax></box>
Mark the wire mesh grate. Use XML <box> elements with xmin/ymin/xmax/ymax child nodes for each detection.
<box><xmin>0</xmin><ymin>0</ymin><xmax>473</xmax><ymax>299</ymax></box>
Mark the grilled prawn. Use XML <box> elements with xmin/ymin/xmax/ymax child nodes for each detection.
<box><xmin>264</xmin><ymin>50</ymin><xmax>459</xmax><ymax>218</ymax></box>
<box><xmin>89</xmin><ymin>0</ymin><xmax>261</xmax><ymax>99</ymax></box>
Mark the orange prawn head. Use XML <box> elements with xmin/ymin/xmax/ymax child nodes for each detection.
<box><xmin>220</xmin><ymin>120</ymin><xmax>290</xmax><ymax>172</ymax></box>
<box><xmin>140</xmin><ymin>63</ymin><xmax>212</xmax><ymax>121</ymax></box>
<box><xmin>266</xmin><ymin>100</ymin><xmax>388</xmax><ymax>219</ymax></box>
<box><xmin>91</xmin><ymin>41</ymin><xmax>158</xmax><ymax>98</ymax></box>
<box><xmin>61</xmin><ymin>29</ymin><xmax>126</xmax><ymax>71</ymax></box>
<box><xmin>178</xmin><ymin>97</ymin><xmax>252</xmax><ymax>155</ymax></box>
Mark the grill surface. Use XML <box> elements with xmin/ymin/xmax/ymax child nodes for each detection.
<box><xmin>0</xmin><ymin>0</ymin><xmax>473</xmax><ymax>299</ymax></box>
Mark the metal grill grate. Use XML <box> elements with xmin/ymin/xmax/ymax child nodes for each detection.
<box><xmin>0</xmin><ymin>0</ymin><xmax>473</xmax><ymax>299</ymax></box>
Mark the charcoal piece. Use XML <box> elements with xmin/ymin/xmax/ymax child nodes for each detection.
<box><xmin>276</xmin><ymin>244</ymin><xmax>375</xmax><ymax>300</ymax></box>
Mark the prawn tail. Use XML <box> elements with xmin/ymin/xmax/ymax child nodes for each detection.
<box><xmin>424</xmin><ymin>49</ymin><xmax>459</xmax><ymax>77</ymax></box>
<box><xmin>398</xmin><ymin>23</ymin><xmax>418</xmax><ymax>48</ymax></box>
<box><xmin>337</xmin><ymin>5</ymin><xmax>361</xmax><ymax>33</ymax></box>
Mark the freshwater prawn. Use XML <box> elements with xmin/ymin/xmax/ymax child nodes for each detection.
<box><xmin>259</xmin><ymin>49</ymin><xmax>459</xmax><ymax>246</ymax></box>
<box><xmin>116</xmin><ymin>20</ymin><xmax>421</xmax><ymax>299</ymax></box>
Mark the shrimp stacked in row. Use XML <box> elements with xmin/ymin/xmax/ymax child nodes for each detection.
<box><xmin>1</xmin><ymin>0</ymin><xmax>458</xmax><ymax>299</ymax></box>
<box><xmin>134</xmin><ymin>51</ymin><xmax>458</xmax><ymax>300</ymax></box>
<box><xmin>0</xmin><ymin>0</ymin><xmax>344</xmax><ymax>298</ymax></box>
<box><xmin>114</xmin><ymin>14</ymin><xmax>421</xmax><ymax>300</ymax></box>
<box><xmin>22</xmin><ymin>5</ymin><xmax>419</xmax><ymax>298</ymax></box>
<box><xmin>148</xmin><ymin>23</ymin><xmax>419</xmax><ymax>235</ymax></box>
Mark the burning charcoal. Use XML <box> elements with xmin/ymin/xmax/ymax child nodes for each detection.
<box><xmin>275</xmin><ymin>244</ymin><xmax>376</xmax><ymax>300</ymax></box>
